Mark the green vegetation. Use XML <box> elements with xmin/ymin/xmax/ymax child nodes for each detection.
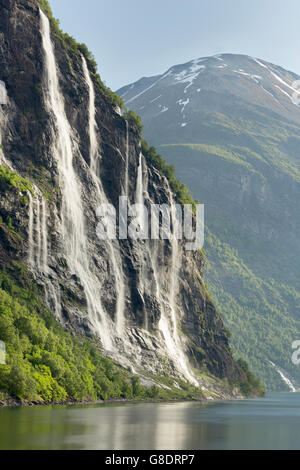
<box><xmin>234</xmin><ymin>359</ymin><xmax>265</xmax><ymax>397</ymax></box>
<box><xmin>0</xmin><ymin>264</ymin><xmax>204</xmax><ymax>403</ymax></box>
<box><xmin>26</xmin><ymin>165</ymin><xmax>58</xmax><ymax>202</ymax></box>
<box><xmin>151</xmin><ymin>121</ymin><xmax>300</xmax><ymax>390</ymax></box>
<box><xmin>38</xmin><ymin>0</ymin><xmax>124</xmax><ymax>110</ymax></box>
<box><xmin>0</xmin><ymin>215</ymin><xmax>22</xmax><ymax>244</ymax></box>
<box><xmin>0</xmin><ymin>166</ymin><xmax>33</xmax><ymax>196</ymax></box>
<box><xmin>123</xmin><ymin>110</ymin><xmax>144</xmax><ymax>135</ymax></box>
<box><xmin>141</xmin><ymin>139</ymin><xmax>195</xmax><ymax>206</ymax></box>
<box><xmin>205</xmin><ymin>229</ymin><xmax>300</xmax><ymax>391</ymax></box>
<box><xmin>160</xmin><ymin>143</ymin><xmax>256</xmax><ymax>172</ymax></box>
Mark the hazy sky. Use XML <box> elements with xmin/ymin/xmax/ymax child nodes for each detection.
<box><xmin>49</xmin><ymin>0</ymin><xmax>300</xmax><ymax>90</ymax></box>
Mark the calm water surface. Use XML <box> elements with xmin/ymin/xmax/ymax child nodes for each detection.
<box><xmin>0</xmin><ymin>392</ymin><xmax>299</xmax><ymax>450</ymax></box>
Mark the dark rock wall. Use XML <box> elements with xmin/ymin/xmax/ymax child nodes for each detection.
<box><xmin>0</xmin><ymin>0</ymin><xmax>245</xmax><ymax>384</ymax></box>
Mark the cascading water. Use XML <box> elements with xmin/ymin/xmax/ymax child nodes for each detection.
<box><xmin>0</xmin><ymin>110</ymin><xmax>12</xmax><ymax>169</ymax></box>
<box><xmin>35</xmin><ymin>197</ymin><xmax>41</xmax><ymax>267</ymax></box>
<box><xmin>82</xmin><ymin>56</ymin><xmax>126</xmax><ymax>337</ymax></box>
<box><xmin>134</xmin><ymin>152</ymin><xmax>149</xmax><ymax>328</ymax></box>
<box><xmin>27</xmin><ymin>191</ymin><xmax>61</xmax><ymax>319</ymax></box>
<box><xmin>0</xmin><ymin>125</ymin><xmax>5</xmax><ymax>166</ymax></box>
<box><xmin>38</xmin><ymin>8</ymin><xmax>199</xmax><ymax>385</ymax></box>
<box><xmin>41</xmin><ymin>198</ymin><xmax>48</xmax><ymax>270</ymax></box>
<box><xmin>40</xmin><ymin>9</ymin><xmax>113</xmax><ymax>350</ymax></box>
<box><xmin>164</xmin><ymin>190</ymin><xmax>198</xmax><ymax>385</ymax></box>
<box><xmin>269</xmin><ymin>361</ymin><xmax>297</xmax><ymax>392</ymax></box>
<box><xmin>169</xmin><ymin>202</ymin><xmax>180</xmax><ymax>339</ymax></box>
<box><xmin>0</xmin><ymin>84</ymin><xmax>8</xmax><ymax>165</ymax></box>
<box><xmin>0</xmin><ymin>80</ymin><xmax>61</xmax><ymax>321</ymax></box>
<box><xmin>125</xmin><ymin>120</ymin><xmax>129</xmax><ymax>197</ymax></box>
<box><xmin>136</xmin><ymin>153</ymin><xmax>144</xmax><ymax>204</ymax></box>
<box><xmin>137</xmin><ymin>153</ymin><xmax>198</xmax><ymax>384</ymax></box>
<box><xmin>27</xmin><ymin>192</ymin><xmax>35</xmax><ymax>268</ymax></box>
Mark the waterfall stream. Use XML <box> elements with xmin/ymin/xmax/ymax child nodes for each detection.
<box><xmin>125</xmin><ymin>120</ymin><xmax>129</xmax><ymax>197</ymax></box>
<box><xmin>28</xmin><ymin>191</ymin><xmax>61</xmax><ymax>319</ymax></box>
<box><xmin>27</xmin><ymin>192</ymin><xmax>35</xmax><ymax>268</ymax></box>
<box><xmin>167</xmin><ymin>191</ymin><xmax>198</xmax><ymax>385</ymax></box>
<box><xmin>137</xmin><ymin>153</ymin><xmax>198</xmax><ymax>384</ymax></box>
<box><xmin>0</xmin><ymin>111</ymin><xmax>12</xmax><ymax>169</ymax></box>
<box><xmin>134</xmin><ymin>152</ymin><xmax>148</xmax><ymax>328</ymax></box>
<box><xmin>0</xmin><ymin>125</ymin><xmax>5</xmax><ymax>166</ymax></box>
<box><xmin>155</xmin><ymin>190</ymin><xmax>197</xmax><ymax>385</ymax></box>
<box><xmin>40</xmin><ymin>9</ymin><xmax>113</xmax><ymax>350</ymax></box>
<box><xmin>38</xmin><ymin>8</ymin><xmax>198</xmax><ymax>384</ymax></box>
<box><xmin>82</xmin><ymin>56</ymin><xmax>126</xmax><ymax>337</ymax></box>
<box><xmin>269</xmin><ymin>361</ymin><xmax>297</xmax><ymax>392</ymax></box>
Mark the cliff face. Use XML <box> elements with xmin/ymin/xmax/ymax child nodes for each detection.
<box><xmin>117</xmin><ymin>53</ymin><xmax>300</xmax><ymax>390</ymax></box>
<box><xmin>0</xmin><ymin>0</ymin><xmax>247</xmax><ymax>393</ymax></box>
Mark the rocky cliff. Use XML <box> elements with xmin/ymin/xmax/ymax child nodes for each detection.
<box><xmin>117</xmin><ymin>53</ymin><xmax>300</xmax><ymax>390</ymax></box>
<box><xmin>0</xmin><ymin>0</ymin><xmax>257</xmax><ymax>399</ymax></box>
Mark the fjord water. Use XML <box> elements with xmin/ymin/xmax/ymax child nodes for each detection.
<box><xmin>0</xmin><ymin>393</ymin><xmax>299</xmax><ymax>450</ymax></box>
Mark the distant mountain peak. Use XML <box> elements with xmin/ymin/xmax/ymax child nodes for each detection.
<box><xmin>117</xmin><ymin>52</ymin><xmax>300</xmax><ymax>392</ymax></box>
<box><xmin>117</xmin><ymin>54</ymin><xmax>300</xmax><ymax>126</ymax></box>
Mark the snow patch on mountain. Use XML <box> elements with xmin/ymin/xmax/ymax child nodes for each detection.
<box><xmin>260</xmin><ymin>85</ymin><xmax>279</xmax><ymax>103</ymax></box>
<box><xmin>150</xmin><ymin>95</ymin><xmax>162</xmax><ymax>103</ymax></box>
<box><xmin>160</xmin><ymin>106</ymin><xmax>169</xmax><ymax>113</ymax></box>
<box><xmin>177</xmin><ymin>98</ymin><xmax>190</xmax><ymax>114</ymax></box>
<box><xmin>252</xmin><ymin>57</ymin><xmax>300</xmax><ymax>107</ymax></box>
<box><xmin>125</xmin><ymin>71</ymin><xmax>172</xmax><ymax>104</ymax></box>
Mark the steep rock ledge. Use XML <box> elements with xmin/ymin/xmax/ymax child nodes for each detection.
<box><xmin>0</xmin><ymin>0</ymin><xmax>259</xmax><ymax>397</ymax></box>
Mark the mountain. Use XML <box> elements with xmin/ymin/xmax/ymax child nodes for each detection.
<box><xmin>117</xmin><ymin>54</ymin><xmax>300</xmax><ymax>390</ymax></box>
<box><xmin>0</xmin><ymin>1</ymin><xmax>261</xmax><ymax>404</ymax></box>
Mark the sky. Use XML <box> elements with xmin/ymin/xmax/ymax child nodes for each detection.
<box><xmin>49</xmin><ymin>0</ymin><xmax>300</xmax><ymax>91</ymax></box>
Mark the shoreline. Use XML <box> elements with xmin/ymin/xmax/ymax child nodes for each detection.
<box><xmin>0</xmin><ymin>391</ymin><xmax>256</xmax><ymax>408</ymax></box>
<box><xmin>0</xmin><ymin>396</ymin><xmax>207</xmax><ymax>408</ymax></box>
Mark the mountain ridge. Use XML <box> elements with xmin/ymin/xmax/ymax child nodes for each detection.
<box><xmin>117</xmin><ymin>53</ymin><xmax>300</xmax><ymax>390</ymax></box>
<box><xmin>0</xmin><ymin>0</ymin><xmax>263</xmax><ymax>403</ymax></box>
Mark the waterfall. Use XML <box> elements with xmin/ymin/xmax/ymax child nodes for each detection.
<box><xmin>269</xmin><ymin>361</ymin><xmax>297</xmax><ymax>392</ymax></box>
<box><xmin>156</xmin><ymin>190</ymin><xmax>198</xmax><ymax>385</ymax></box>
<box><xmin>82</xmin><ymin>57</ymin><xmax>98</xmax><ymax>176</ymax></box>
<box><xmin>27</xmin><ymin>193</ymin><xmax>44</xmax><ymax>271</ymax></box>
<box><xmin>28</xmin><ymin>193</ymin><xmax>35</xmax><ymax>268</ymax></box>
<box><xmin>41</xmin><ymin>198</ymin><xmax>48</xmax><ymax>270</ymax></box>
<box><xmin>0</xmin><ymin>112</ymin><xmax>12</xmax><ymax>169</ymax></box>
<box><xmin>0</xmin><ymin>126</ymin><xmax>5</xmax><ymax>166</ymax></box>
<box><xmin>125</xmin><ymin>120</ymin><xmax>129</xmax><ymax>197</ymax></box>
<box><xmin>27</xmin><ymin>191</ymin><xmax>61</xmax><ymax>319</ymax></box>
<box><xmin>0</xmin><ymin>83</ymin><xmax>61</xmax><ymax>319</ymax></box>
<box><xmin>135</xmin><ymin>152</ymin><xmax>143</xmax><ymax>205</ymax></box>
<box><xmin>34</xmin><ymin>195</ymin><xmax>48</xmax><ymax>273</ymax></box>
<box><xmin>134</xmin><ymin>153</ymin><xmax>149</xmax><ymax>328</ymax></box>
<box><xmin>82</xmin><ymin>56</ymin><xmax>126</xmax><ymax>337</ymax></box>
<box><xmin>38</xmin><ymin>9</ymin><xmax>201</xmax><ymax>384</ymax></box>
<box><xmin>169</xmin><ymin>202</ymin><xmax>180</xmax><ymax>339</ymax></box>
<box><xmin>35</xmin><ymin>197</ymin><xmax>41</xmax><ymax>268</ymax></box>
<box><xmin>40</xmin><ymin>9</ymin><xmax>113</xmax><ymax>350</ymax></box>
<box><xmin>167</xmin><ymin>193</ymin><xmax>198</xmax><ymax>385</ymax></box>
<box><xmin>137</xmin><ymin>153</ymin><xmax>198</xmax><ymax>384</ymax></box>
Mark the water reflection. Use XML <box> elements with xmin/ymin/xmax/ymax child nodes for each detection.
<box><xmin>0</xmin><ymin>393</ymin><xmax>300</xmax><ymax>450</ymax></box>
